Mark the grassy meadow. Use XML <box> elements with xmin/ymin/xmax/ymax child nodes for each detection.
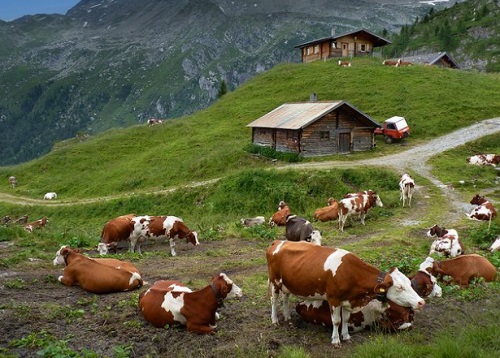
<box><xmin>0</xmin><ymin>58</ymin><xmax>499</xmax><ymax>357</ymax></box>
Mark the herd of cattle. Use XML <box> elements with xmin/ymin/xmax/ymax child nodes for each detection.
<box><xmin>34</xmin><ymin>169</ymin><xmax>497</xmax><ymax>347</ymax></box>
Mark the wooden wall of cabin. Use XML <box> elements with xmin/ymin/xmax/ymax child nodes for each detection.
<box><xmin>252</xmin><ymin>128</ymin><xmax>274</xmax><ymax>148</ymax></box>
<box><xmin>275</xmin><ymin>129</ymin><xmax>299</xmax><ymax>153</ymax></box>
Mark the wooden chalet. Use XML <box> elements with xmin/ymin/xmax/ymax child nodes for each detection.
<box><xmin>246</xmin><ymin>101</ymin><xmax>381</xmax><ymax>157</ymax></box>
<box><xmin>400</xmin><ymin>52</ymin><xmax>459</xmax><ymax>69</ymax></box>
<box><xmin>295</xmin><ymin>28</ymin><xmax>391</xmax><ymax>63</ymax></box>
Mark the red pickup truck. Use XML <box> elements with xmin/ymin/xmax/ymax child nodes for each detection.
<box><xmin>374</xmin><ymin>116</ymin><xmax>410</xmax><ymax>144</ymax></box>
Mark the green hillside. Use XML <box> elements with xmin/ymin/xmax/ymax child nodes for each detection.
<box><xmin>1</xmin><ymin>57</ymin><xmax>500</xmax><ymax>199</ymax></box>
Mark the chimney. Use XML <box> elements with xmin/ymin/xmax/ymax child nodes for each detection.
<box><xmin>310</xmin><ymin>93</ymin><xmax>317</xmax><ymax>102</ymax></box>
<box><xmin>331</xmin><ymin>26</ymin><xmax>337</xmax><ymax>36</ymax></box>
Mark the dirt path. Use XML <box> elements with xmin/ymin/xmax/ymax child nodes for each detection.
<box><xmin>1</xmin><ymin>117</ymin><xmax>499</xmax><ymax>209</ymax></box>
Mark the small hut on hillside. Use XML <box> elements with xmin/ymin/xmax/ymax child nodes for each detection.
<box><xmin>246</xmin><ymin>100</ymin><xmax>381</xmax><ymax>157</ymax></box>
<box><xmin>401</xmin><ymin>52</ymin><xmax>459</xmax><ymax>69</ymax></box>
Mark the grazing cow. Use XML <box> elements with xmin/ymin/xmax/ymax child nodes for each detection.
<box><xmin>13</xmin><ymin>214</ymin><xmax>29</xmax><ymax>225</ymax></box>
<box><xmin>53</xmin><ymin>245</ymin><xmax>141</xmax><ymax>275</ymax></box>
<box><xmin>399</xmin><ymin>173</ymin><xmax>415</xmax><ymax>208</ymax></box>
<box><xmin>313</xmin><ymin>198</ymin><xmax>339</xmax><ymax>222</ymax></box>
<box><xmin>383</xmin><ymin>59</ymin><xmax>401</xmax><ymax>66</ymax></box>
<box><xmin>24</xmin><ymin>217</ymin><xmax>49</xmax><ymax>233</ymax></box>
<box><xmin>338</xmin><ymin>60</ymin><xmax>352</xmax><ymax>67</ymax></box>
<box><xmin>138</xmin><ymin>273</ymin><xmax>242</xmax><ymax>334</ymax></box>
<box><xmin>296</xmin><ymin>299</ymin><xmax>414</xmax><ymax>333</ymax></box>
<box><xmin>466</xmin><ymin>154</ymin><xmax>500</xmax><ymax>167</ymax></box>
<box><xmin>1</xmin><ymin>215</ymin><xmax>10</xmax><ymax>226</ymax></box>
<box><xmin>240</xmin><ymin>216</ymin><xmax>266</xmax><ymax>227</ymax></box>
<box><xmin>424</xmin><ymin>255</ymin><xmax>497</xmax><ymax>287</ymax></box>
<box><xmin>269</xmin><ymin>201</ymin><xmax>291</xmax><ymax>227</ymax></box>
<box><xmin>54</xmin><ymin>246</ymin><xmax>143</xmax><ymax>294</ymax></box>
<box><xmin>338</xmin><ymin>192</ymin><xmax>384</xmax><ymax>232</ymax></box>
<box><xmin>466</xmin><ymin>194</ymin><xmax>497</xmax><ymax>230</ymax></box>
<box><xmin>8</xmin><ymin>176</ymin><xmax>17</xmax><ymax>188</ymax></box>
<box><xmin>147</xmin><ymin>118</ymin><xmax>163</xmax><ymax>126</ymax></box>
<box><xmin>43</xmin><ymin>192</ymin><xmax>57</xmax><ymax>200</ymax></box>
<box><xmin>129</xmin><ymin>215</ymin><xmax>199</xmax><ymax>256</ymax></box>
<box><xmin>266</xmin><ymin>240</ymin><xmax>425</xmax><ymax>347</ymax></box>
<box><xmin>285</xmin><ymin>215</ymin><xmax>322</xmax><ymax>245</ymax></box>
<box><xmin>490</xmin><ymin>236</ymin><xmax>500</xmax><ymax>252</ymax></box>
<box><xmin>426</xmin><ymin>224</ymin><xmax>463</xmax><ymax>257</ymax></box>
<box><xmin>99</xmin><ymin>214</ymin><xmax>137</xmax><ymax>254</ymax></box>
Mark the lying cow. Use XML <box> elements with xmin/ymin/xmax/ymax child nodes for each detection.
<box><xmin>313</xmin><ymin>198</ymin><xmax>339</xmax><ymax>222</ymax></box>
<box><xmin>338</xmin><ymin>60</ymin><xmax>352</xmax><ymax>67</ymax></box>
<box><xmin>147</xmin><ymin>118</ymin><xmax>163</xmax><ymax>126</ymax></box>
<box><xmin>424</xmin><ymin>255</ymin><xmax>497</xmax><ymax>287</ymax></box>
<box><xmin>466</xmin><ymin>194</ymin><xmax>497</xmax><ymax>230</ymax></box>
<box><xmin>426</xmin><ymin>224</ymin><xmax>463</xmax><ymax>258</ymax></box>
<box><xmin>466</xmin><ymin>154</ymin><xmax>500</xmax><ymax>167</ymax></box>
<box><xmin>410</xmin><ymin>258</ymin><xmax>442</xmax><ymax>299</ymax></box>
<box><xmin>138</xmin><ymin>273</ymin><xmax>242</xmax><ymax>334</ymax></box>
<box><xmin>338</xmin><ymin>191</ymin><xmax>384</xmax><ymax>232</ymax></box>
<box><xmin>285</xmin><ymin>215</ymin><xmax>321</xmax><ymax>245</ymax></box>
<box><xmin>266</xmin><ymin>240</ymin><xmax>424</xmax><ymax>347</ymax></box>
<box><xmin>1</xmin><ymin>215</ymin><xmax>10</xmax><ymax>226</ymax></box>
<box><xmin>399</xmin><ymin>173</ymin><xmax>415</xmax><ymax>208</ymax></box>
<box><xmin>98</xmin><ymin>213</ymin><xmax>137</xmax><ymax>254</ymax></box>
<box><xmin>24</xmin><ymin>217</ymin><xmax>49</xmax><ymax>233</ymax></box>
<box><xmin>43</xmin><ymin>192</ymin><xmax>57</xmax><ymax>200</ymax></box>
<box><xmin>53</xmin><ymin>245</ymin><xmax>141</xmax><ymax>275</ymax></box>
<box><xmin>54</xmin><ymin>246</ymin><xmax>143</xmax><ymax>294</ymax></box>
<box><xmin>130</xmin><ymin>215</ymin><xmax>199</xmax><ymax>256</ymax></box>
<box><xmin>269</xmin><ymin>201</ymin><xmax>290</xmax><ymax>227</ymax></box>
<box><xmin>296</xmin><ymin>299</ymin><xmax>414</xmax><ymax>333</ymax></box>
<box><xmin>240</xmin><ymin>216</ymin><xmax>265</xmax><ymax>227</ymax></box>
<box><xmin>490</xmin><ymin>236</ymin><xmax>500</xmax><ymax>252</ymax></box>
<box><xmin>13</xmin><ymin>214</ymin><xmax>29</xmax><ymax>225</ymax></box>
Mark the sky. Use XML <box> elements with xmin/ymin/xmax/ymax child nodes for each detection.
<box><xmin>0</xmin><ymin>0</ymin><xmax>80</xmax><ymax>21</ymax></box>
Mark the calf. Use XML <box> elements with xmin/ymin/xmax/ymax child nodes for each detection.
<box><xmin>338</xmin><ymin>192</ymin><xmax>383</xmax><ymax>232</ymax></box>
<box><xmin>466</xmin><ymin>154</ymin><xmax>500</xmax><ymax>167</ymax></box>
<box><xmin>313</xmin><ymin>198</ymin><xmax>339</xmax><ymax>222</ymax></box>
<box><xmin>426</xmin><ymin>224</ymin><xmax>463</xmax><ymax>258</ymax></box>
<box><xmin>269</xmin><ymin>201</ymin><xmax>290</xmax><ymax>227</ymax></box>
<box><xmin>54</xmin><ymin>246</ymin><xmax>143</xmax><ymax>294</ymax></box>
<box><xmin>24</xmin><ymin>217</ymin><xmax>48</xmax><ymax>233</ymax></box>
<box><xmin>399</xmin><ymin>173</ymin><xmax>415</xmax><ymax>208</ymax></box>
<box><xmin>466</xmin><ymin>194</ymin><xmax>497</xmax><ymax>230</ymax></box>
<box><xmin>425</xmin><ymin>255</ymin><xmax>497</xmax><ymax>287</ymax></box>
<box><xmin>53</xmin><ymin>245</ymin><xmax>141</xmax><ymax>275</ymax></box>
<box><xmin>296</xmin><ymin>299</ymin><xmax>414</xmax><ymax>333</ymax></box>
<box><xmin>43</xmin><ymin>192</ymin><xmax>57</xmax><ymax>200</ymax></box>
<box><xmin>490</xmin><ymin>236</ymin><xmax>500</xmax><ymax>252</ymax></box>
<box><xmin>240</xmin><ymin>216</ymin><xmax>265</xmax><ymax>227</ymax></box>
<box><xmin>338</xmin><ymin>60</ymin><xmax>352</xmax><ymax>67</ymax></box>
<box><xmin>138</xmin><ymin>273</ymin><xmax>242</xmax><ymax>334</ymax></box>
<box><xmin>285</xmin><ymin>215</ymin><xmax>322</xmax><ymax>245</ymax></box>
<box><xmin>267</xmin><ymin>240</ymin><xmax>424</xmax><ymax>347</ymax></box>
<box><xmin>99</xmin><ymin>213</ymin><xmax>136</xmax><ymax>254</ymax></box>
<box><xmin>129</xmin><ymin>215</ymin><xmax>199</xmax><ymax>256</ymax></box>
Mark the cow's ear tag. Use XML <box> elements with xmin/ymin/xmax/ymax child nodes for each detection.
<box><xmin>379</xmin><ymin>288</ymin><xmax>385</xmax><ymax>292</ymax></box>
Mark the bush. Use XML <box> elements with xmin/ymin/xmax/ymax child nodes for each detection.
<box><xmin>244</xmin><ymin>144</ymin><xmax>301</xmax><ymax>163</ymax></box>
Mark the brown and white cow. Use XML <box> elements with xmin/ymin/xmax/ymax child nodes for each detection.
<box><xmin>490</xmin><ymin>236</ymin><xmax>500</xmax><ymax>252</ymax></box>
<box><xmin>8</xmin><ymin>176</ymin><xmax>17</xmax><ymax>188</ymax></box>
<box><xmin>423</xmin><ymin>255</ymin><xmax>497</xmax><ymax>287</ymax></box>
<box><xmin>338</xmin><ymin>60</ymin><xmax>352</xmax><ymax>67</ymax></box>
<box><xmin>53</xmin><ymin>245</ymin><xmax>141</xmax><ymax>276</ymax></box>
<box><xmin>296</xmin><ymin>299</ymin><xmax>414</xmax><ymax>333</ymax></box>
<box><xmin>147</xmin><ymin>118</ymin><xmax>163</xmax><ymax>126</ymax></box>
<box><xmin>383</xmin><ymin>59</ymin><xmax>401</xmax><ymax>66</ymax></box>
<box><xmin>138</xmin><ymin>273</ymin><xmax>242</xmax><ymax>334</ymax></box>
<box><xmin>129</xmin><ymin>215</ymin><xmax>199</xmax><ymax>256</ymax></box>
<box><xmin>269</xmin><ymin>201</ymin><xmax>291</xmax><ymax>227</ymax></box>
<box><xmin>466</xmin><ymin>154</ymin><xmax>500</xmax><ymax>167</ymax></box>
<box><xmin>285</xmin><ymin>215</ymin><xmax>322</xmax><ymax>245</ymax></box>
<box><xmin>13</xmin><ymin>214</ymin><xmax>29</xmax><ymax>225</ymax></box>
<box><xmin>426</xmin><ymin>224</ymin><xmax>463</xmax><ymax>257</ymax></box>
<box><xmin>466</xmin><ymin>194</ymin><xmax>497</xmax><ymax>230</ymax></box>
<box><xmin>24</xmin><ymin>217</ymin><xmax>48</xmax><ymax>233</ymax></box>
<box><xmin>266</xmin><ymin>240</ymin><xmax>424</xmax><ymax>347</ymax></box>
<box><xmin>338</xmin><ymin>192</ymin><xmax>383</xmax><ymax>232</ymax></box>
<box><xmin>399</xmin><ymin>173</ymin><xmax>415</xmax><ymax>208</ymax></box>
<box><xmin>313</xmin><ymin>198</ymin><xmax>339</xmax><ymax>222</ymax></box>
<box><xmin>98</xmin><ymin>213</ymin><xmax>137</xmax><ymax>254</ymax></box>
<box><xmin>54</xmin><ymin>246</ymin><xmax>143</xmax><ymax>294</ymax></box>
<box><xmin>410</xmin><ymin>257</ymin><xmax>443</xmax><ymax>299</ymax></box>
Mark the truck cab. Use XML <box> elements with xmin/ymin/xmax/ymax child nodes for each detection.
<box><xmin>374</xmin><ymin>116</ymin><xmax>410</xmax><ymax>144</ymax></box>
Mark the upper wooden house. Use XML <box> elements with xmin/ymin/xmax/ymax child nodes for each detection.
<box><xmin>295</xmin><ymin>28</ymin><xmax>391</xmax><ymax>63</ymax></box>
<box><xmin>246</xmin><ymin>100</ymin><xmax>381</xmax><ymax>157</ymax></box>
<box><xmin>400</xmin><ymin>52</ymin><xmax>459</xmax><ymax>69</ymax></box>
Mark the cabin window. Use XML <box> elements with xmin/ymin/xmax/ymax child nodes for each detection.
<box><xmin>359</xmin><ymin>44</ymin><xmax>366</xmax><ymax>52</ymax></box>
<box><xmin>314</xmin><ymin>45</ymin><xmax>320</xmax><ymax>54</ymax></box>
<box><xmin>320</xmin><ymin>131</ymin><xmax>330</xmax><ymax>140</ymax></box>
<box><xmin>332</xmin><ymin>42</ymin><xmax>337</xmax><ymax>49</ymax></box>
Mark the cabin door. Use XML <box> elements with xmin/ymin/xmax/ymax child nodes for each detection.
<box><xmin>339</xmin><ymin>133</ymin><xmax>350</xmax><ymax>153</ymax></box>
<box><xmin>341</xmin><ymin>43</ymin><xmax>349</xmax><ymax>57</ymax></box>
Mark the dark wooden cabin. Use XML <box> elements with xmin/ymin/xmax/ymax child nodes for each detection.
<box><xmin>295</xmin><ymin>28</ymin><xmax>391</xmax><ymax>63</ymax></box>
<box><xmin>399</xmin><ymin>52</ymin><xmax>459</xmax><ymax>69</ymax></box>
<box><xmin>246</xmin><ymin>101</ymin><xmax>381</xmax><ymax>157</ymax></box>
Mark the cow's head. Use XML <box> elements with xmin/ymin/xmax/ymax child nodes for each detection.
<box><xmin>385</xmin><ymin>268</ymin><xmax>425</xmax><ymax>310</ymax></box>
<box><xmin>308</xmin><ymin>230</ymin><xmax>322</xmax><ymax>246</ymax></box>
<box><xmin>187</xmin><ymin>231</ymin><xmax>199</xmax><ymax>246</ymax></box>
<box><xmin>373</xmin><ymin>194</ymin><xmax>384</xmax><ymax>208</ymax></box>
<box><xmin>470</xmin><ymin>194</ymin><xmax>485</xmax><ymax>205</ymax></box>
<box><xmin>327</xmin><ymin>197</ymin><xmax>337</xmax><ymax>206</ymax></box>
<box><xmin>211</xmin><ymin>273</ymin><xmax>243</xmax><ymax>302</ymax></box>
<box><xmin>96</xmin><ymin>242</ymin><xmax>118</xmax><ymax>255</ymax></box>
<box><xmin>53</xmin><ymin>245</ymin><xmax>71</xmax><ymax>266</ymax></box>
<box><xmin>426</xmin><ymin>224</ymin><xmax>442</xmax><ymax>238</ymax></box>
<box><xmin>410</xmin><ymin>270</ymin><xmax>442</xmax><ymax>298</ymax></box>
